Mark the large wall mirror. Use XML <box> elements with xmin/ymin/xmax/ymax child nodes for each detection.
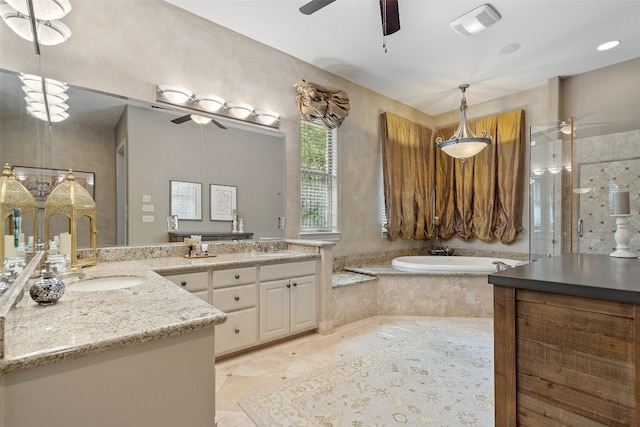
<box><xmin>0</xmin><ymin>68</ymin><xmax>286</xmax><ymax>249</ymax></box>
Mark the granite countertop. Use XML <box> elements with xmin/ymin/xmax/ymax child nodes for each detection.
<box><xmin>0</xmin><ymin>260</ymin><xmax>225</xmax><ymax>374</ymax></box>
<box><xmin>141</xmin><ymin>251</ymin><xmax>318</xmax><ymax>275</ymax></box>
<box><xmin>0</xmin><ymin>250</ymin><xmax>320</xmax><ymax>374</ymax></box>
<box><xmin>488</xmin><ymin>253</ymin><xmax>640</xmax><ymax>304</ymax></box>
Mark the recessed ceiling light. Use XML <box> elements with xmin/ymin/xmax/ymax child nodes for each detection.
<box><xmin>597</xmin><ymin>40</ymin><xmax>621</xmax><ymax>51</ymax></box>
<box><xmin>497</xmin><ymin>42</ymin><xmax>521</xmax><ymax>55</ymax></box>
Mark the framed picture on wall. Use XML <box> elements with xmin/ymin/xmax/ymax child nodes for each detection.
<box><xmin>13</xmin><ymin>166</ymin><xmax>95</xmax><ymax>205</ymax></box>
<box><xmin>170</xmin><ymin>180</ymin><xmax>202</xmax><ymax>221</ymax></box>
<box><xmin>210</xmin><ymin>184</ymin><xmax>237</xmax><ymax>221</ymax></box>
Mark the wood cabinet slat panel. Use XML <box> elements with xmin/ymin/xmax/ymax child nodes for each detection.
<box><xmin>518</xmin><ymin>372</ymin><xmax>633</xmax><ymax>426</ymax></box>
<box><xmin>516</xmin><ymin>299</ymin><xmax>633</xmax><ymax>341</ymax></box>
<box><xmin>518</xmin><ymin>336</ymin><xmax>634</xmax><ymax>390</ymax></box>
<box><xmin>517</xmin><ymin>393</ymin><xmax>624</xmax><ymax>427</ymax></box>
<box><xmin>493</xmin><ymin>286</ymin><xmax>517</xmax><ymax>427</ymax></box>
<box><xmin>516</xmin><ymin>317</ymin><xmax>633</xmax><ymax>361</ymax></box>
<box><xmin>517</xmin><ymin>289</ymin><xmax>634</xmax><ymax>317</ymax></box>
<box><xmin>518</xmin><ymin>348</ymin><xmax>634</xmax><ymax>408</ymax></box>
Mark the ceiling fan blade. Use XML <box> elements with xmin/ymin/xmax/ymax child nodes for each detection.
<box><xmin>171</xmin><ymin>115</ymin><xmax>192</xmax><ymax>124</ymax></box>
<box><xmin>299</xmin><ymin>0</ymin><xmax>336</xmax><ymax>15</ymax></box>
<box><xmin>380</xmin><ymin>0</ymin><xmax>400</xmax><ymax>36</ymax></box>
<box><xmin>211</xmin><ymin>118</ymin><xmax>227</xmax><ymax>129</ymax></box>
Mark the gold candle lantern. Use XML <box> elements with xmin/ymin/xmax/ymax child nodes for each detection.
<box><xmin>44</xmin><ymin>170</ymin><xmax>98</xmax><ymax>268</ymax></box>
<box><xmin>0</xmin><ymin>164</ymin><xmax>37</xmax><ymax>261</ymax></box>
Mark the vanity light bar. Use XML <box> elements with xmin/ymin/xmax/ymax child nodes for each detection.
<box><xmin>156</xmin><ymin>84</ymin><xmax>280</xmax><ymax>129</ymax></box>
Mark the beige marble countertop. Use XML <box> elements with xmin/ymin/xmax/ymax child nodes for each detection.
<box><xmin>0</xmin><ymin>250</ymin><xmax>320</xmax><ymax>374</ymax></box>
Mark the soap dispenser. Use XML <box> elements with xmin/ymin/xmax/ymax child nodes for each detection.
<box><xmin>30</xmin><ymin>261</ymin><xmax>65</xmax><ymax>305</ymax></box>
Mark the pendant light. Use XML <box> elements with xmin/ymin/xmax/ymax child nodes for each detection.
<box><xmin>436</xmin><ymin>84</ymin><xmax>491</xmax><ymax>159</ymax></box>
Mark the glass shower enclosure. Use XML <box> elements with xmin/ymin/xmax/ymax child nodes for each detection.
<box><xmin>529</xmin><ymin>103</ymin><xmax>640</xmax><ymax>261</ymax></box>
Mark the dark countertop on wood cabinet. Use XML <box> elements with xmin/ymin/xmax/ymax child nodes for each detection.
<box><xmin>488</xmin><ymin>253</ymin><xmax>640</xmax><ymax>304</ymax></box>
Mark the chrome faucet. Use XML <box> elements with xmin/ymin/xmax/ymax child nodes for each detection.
<box><xmin>492</xmin><ymin>261</ymin><xmax>512</xmax><ymax>272</ymax></box>
<box><xmin>45</xmin><ymin>261</ymin><xmax>86</xmax><ymax>281</ymax></box>
<box><xmin>56</xmin><ymin>271</ymin><xmax>86</xmax><ymax>281</ymax></box>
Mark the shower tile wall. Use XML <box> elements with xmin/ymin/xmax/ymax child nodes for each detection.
<box><xmin>575</xmin><ymin>129</ymin><xmax>640</xmax><ymax>255</ymax></box>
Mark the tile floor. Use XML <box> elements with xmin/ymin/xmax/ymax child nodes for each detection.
<box><xmin>214</xmin><ymin>315</ymin><xmax>493</xmax><ymax>427</ymax></box>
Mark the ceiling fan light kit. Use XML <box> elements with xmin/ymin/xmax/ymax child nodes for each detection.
<box><xmin>0</xmin><ymin>0</ymin><xmax>72</xmax><ymax>47</ymax></box>
<box><xmin>449</xmin><ymin>3</ymin><xmax>501</xmax><ymax>37</ymax></box>
<box><xmin>19</xmin><ymin>73</ymin><xmax>71</xmax><ymax>123</ymax></box>
<box><xmin>156</xmin><ymin>85</ymin><xmax>279</xmax><ymax>129</ymax></box>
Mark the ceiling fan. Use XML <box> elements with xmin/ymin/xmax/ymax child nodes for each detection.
<box><xmin>170</xmin><ymin>114</ymin><xmax>227</xmax><ymax>129</ymax></box>
<box><xmin>299</xmin><ymin>0</ymin><xmax>400</xmax><ymax>36</ymax></box>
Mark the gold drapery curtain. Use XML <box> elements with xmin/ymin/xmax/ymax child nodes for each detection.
<box><xmin>434</xmin><ymin>109</ymin><xmax>525</xmax><ymax>244</ymax></box>
<box><xmin>381</xmin><ymin>112</ymin><xmax>434</xmax><ymax>240</ymax></box>
<box><xmin>294</xmin><ymin>80</ymin><xmax>351</xmax><ymax>129</ymax></box>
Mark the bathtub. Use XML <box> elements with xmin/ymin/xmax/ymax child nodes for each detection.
<box><xmin>391</xmin><ymin>256</ymin><xmax>524</xmax><ymax>274</ymax></box>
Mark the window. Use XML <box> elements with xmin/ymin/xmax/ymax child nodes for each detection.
<box><xmin>300</xmin><ymin>119</ymin><xmax>338</xmax><ymax>232</ymax></box>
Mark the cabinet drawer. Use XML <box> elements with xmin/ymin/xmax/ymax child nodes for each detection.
<box><xmin>260</xmin><ymin>261</ymin><xmax>316</xmax><ymax>281</ymax></box>
<box><xmin>212</xmin><ymin>266</ymin><xmax>256</xmax><ymax>288</ymax></box>
<box><xmin>212</xmin><ymin>283</ymin><xmax>256</xmax><ymax>312</ymax></box>
<box><xmin>163</xmin><ymin>271</ymin><xmax>208</xmax><ymax>292</ymax></box>
<box><xmin>215</xmin><ymin>308</ymin><xmax>257</xmax><ymax>355</ymax></box>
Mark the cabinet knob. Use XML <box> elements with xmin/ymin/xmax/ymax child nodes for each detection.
<box><xmin>292</xmin><ymin>282</ymin><xmax>298</xmax><ymax>287</ymax></box>
<box><xmin>234</xmin><ymin>296</ymin><xmax>240</xmax><ymax>301</ymax></box>
<box><xmin>234</xmin><ymin>328</ymin><xmax>240</xmax><ymax>334</ymax></box>
<box><xmin>180</xmin><ymin>281</ymin><xmax>187</xmax><ymax>287</ymax></box>
<box><xmin>234</xmin><ymin>274</ymin><xmax>240</xmax><ymax>279</ymax></box>
<box><xmin>286</xmin><ymin>284</ymin><xmax>291</xmax><ymax>288</ymax></box>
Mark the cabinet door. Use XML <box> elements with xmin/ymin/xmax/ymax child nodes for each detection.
<box><xmin>215</xmin><ymin>307</ymin><xmax>257</xmax><ymax>356</ymax></box>
<box><xmin>259</xmin><ymin>279</ymin><xmax>290</xmax><ymax>342</ymax></box>
<box><xmin>290</xmin><ymin>275</ymin><xmax>317</xmax><ymax>333</ymax></box>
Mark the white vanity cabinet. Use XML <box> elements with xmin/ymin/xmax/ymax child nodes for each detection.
<box><xmin>259</xmin><ymin>261</ymin><xmax>317</xmax><ymax>343</ymax></box>
<box><xmin>212</xmin><ymin>266</ymin><xmax>258</xmax><ymax>356</ymax></box>
<box><xmin>163</xmin><ymin>270</ymin><xmax>209</xmax><ymax>303</ymax></box>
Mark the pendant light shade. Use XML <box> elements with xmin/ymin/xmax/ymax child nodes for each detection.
<box><xmin>436</xmin><ymin>84</ymin><xmax>491</xmax><ymax>159</ymax></box>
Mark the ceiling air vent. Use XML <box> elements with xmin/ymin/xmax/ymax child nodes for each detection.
<box><xmin>450</xmin><ymin>3</ymin><xmax>501</xmax><ymax>36</ymax></box>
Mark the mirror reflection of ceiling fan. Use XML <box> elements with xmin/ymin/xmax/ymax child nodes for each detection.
<box><xmin>170</xmin><ymin>113</ymin><xmax>227</xmax><ymax>129</ymax></box>
<box><xmin>299</xmin><ymin>0</ymin><xmax>400</xmax><ymax>36</ymax></box>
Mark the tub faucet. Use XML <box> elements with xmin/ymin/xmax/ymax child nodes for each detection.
<box><xmin>492</xmin><ymin>261</ymin><xmax>512</xmax><ymax>272</ymax></box>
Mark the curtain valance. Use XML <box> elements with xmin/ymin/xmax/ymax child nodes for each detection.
<box><xmin>294</xmin><ymin>80</ymin><xmax>350</xmax><ymax>129</ymax></box>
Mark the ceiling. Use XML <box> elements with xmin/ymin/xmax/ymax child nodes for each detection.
<box><xmin>165</xmin><ymin>0</ymin><xmax>640</xmax><ymax>116</ymax></box>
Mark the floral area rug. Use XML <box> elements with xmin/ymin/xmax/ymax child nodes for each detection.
<box><xmin>238</xmin><ymin>321</ymin><xmax>494</xmax><ymax>426</ymax></box>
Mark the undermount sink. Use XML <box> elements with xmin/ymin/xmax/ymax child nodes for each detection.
<box><xmin>66</xmin><ymin>276</ymin><xmax>144</xmax><ymax>292</ymax></box>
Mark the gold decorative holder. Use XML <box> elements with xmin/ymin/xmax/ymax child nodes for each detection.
<box><xmin>0</xmin><ymin>164</ymin><xmax>37</xmax><ymax>261</ymax></box>
<box><xmin>44</xmin><ymin>170</ymin><xmax>98</xmax><ymax>268</ymax></box>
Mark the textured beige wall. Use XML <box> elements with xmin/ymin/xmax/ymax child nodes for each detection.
<box><xmin>3</xmin><ymin>1</ymin><xmax>637</xmax><ymax>259</ymax></box>
<box><xmin>0</xmin><ymin>0</ymin><xmax>430</xmax><ymax>257</ymax></box>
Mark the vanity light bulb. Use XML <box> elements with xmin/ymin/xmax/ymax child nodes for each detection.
<box><xmin>255</xmin><ymin>109</ymin><xmax>280</xmax><ymax>125</ymax></box>
<box><xmin>227</xmin><ymin>102</ymin><xmax>254</xmax><ymax>119</ymax></box>
<box><xmin>196</xmin><ymin>94</ymin><xmax>225</xmax><ymax>112</ymax></box>
<box><xmin>158</xmin><ymin>85</ymin><xmax>192</xmax><ymax>104</ymax></box>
